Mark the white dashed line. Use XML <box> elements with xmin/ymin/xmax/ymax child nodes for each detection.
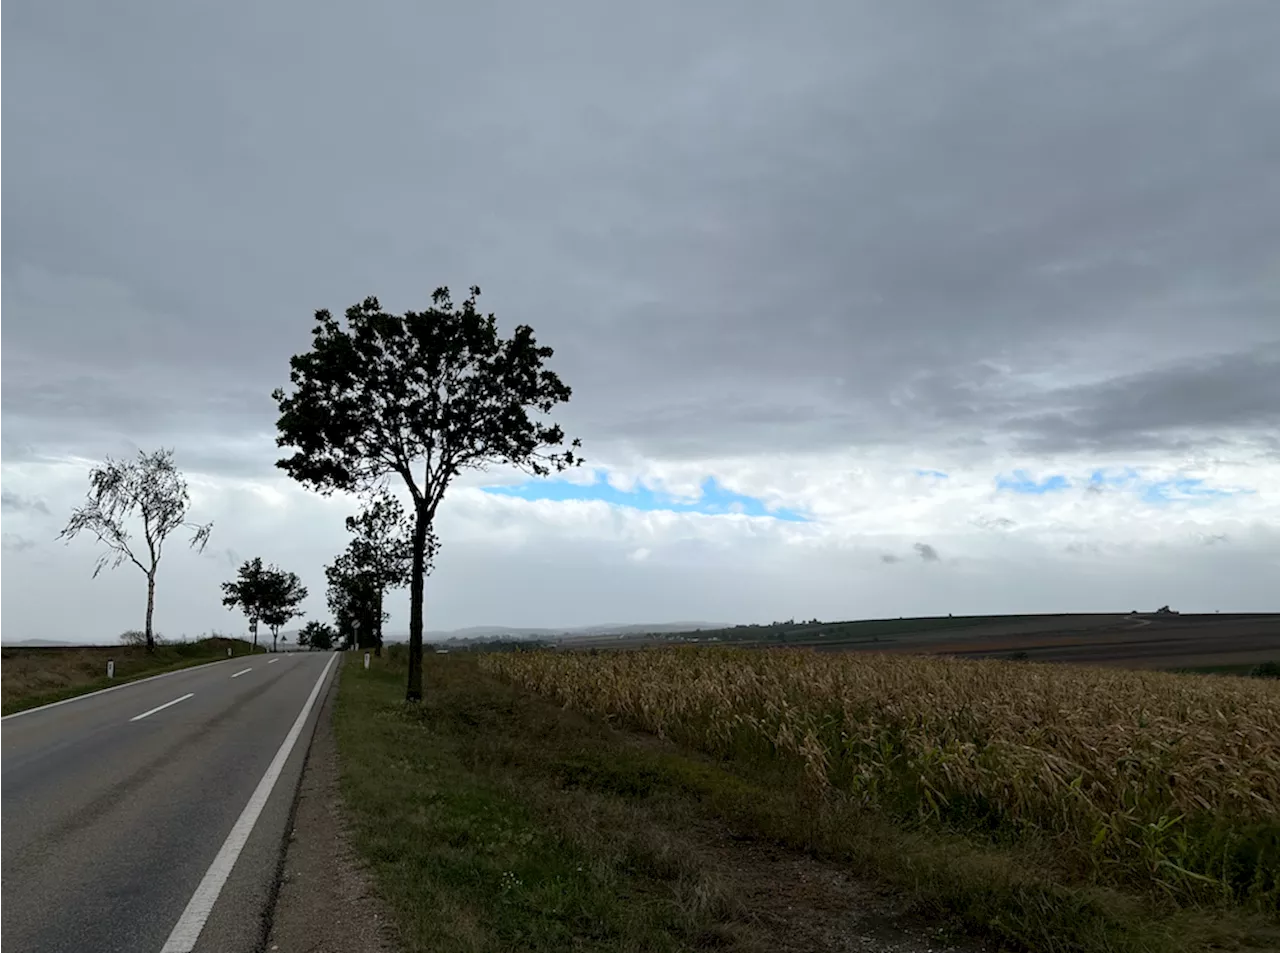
<box><xmin>129</xmin><ymin>693</ymin><xmax>195</xmax><ymax>722</ymax></box>
<box><xmin>267</xmin><ymin>658</ymin><xmax>279</xmax><ymax>664</ymax></box>
<box><xmin>1</xmin><ymin>659</ymin><xmax>234</xmax><ymax>721</ymax></box>
<box><xmin>230</xmin><ymin>668</ymin><xmax>253</xmax><ymax>679</ymax></box>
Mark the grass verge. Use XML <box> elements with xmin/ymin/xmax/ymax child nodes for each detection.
<box><xmin>334</xmin><ymin>652</ymin><xmax>1280</xmax><ymax>953</ymax></box>
<box><xmin>1</xmin><ymin>637</ymin><xmax>264</xmax><ymax>715</ymax></box>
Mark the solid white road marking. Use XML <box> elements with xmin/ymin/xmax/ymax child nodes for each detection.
<box><xmin>0</xmin><ymin>658</ymin><xmax>234</xmax><ymax>721</ymax></box>
<box><xmin>267</xmin><ymin>658</ymin><xmax>279</xmax><ymax>664</ymax></box>
<box><xmin>159</xmin><ymin>654</ymin><xmax>337</xmax><ymax>953</ymax></box>
<box><xmin>129</xmin><ymin>693</ymin><xmax>195</xmax><ymax>722</ymax></box>
<box><xmin>230</xmin><ymin>668</ymin><xmax>253</xmax><ymax>679</ymax></box>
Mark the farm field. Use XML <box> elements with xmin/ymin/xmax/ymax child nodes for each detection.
<box><xmin>482</xmin><ymin>646</ymin><xmax>1280</xmax><ymax>953</ymax></box>
<box><xmin>0</xmin><ymin>637</ymin><xmax>264</xmax><ymax>715</ymax></box>
<box><xmin>337</xmin><ymin>652</ymin><xmax>1004</xmax><ymax>952</ymax></box>
<box><xmin>566</xmin><ymin>612</ymin><xmax>1280</xmax><ymax>672</ymax></box>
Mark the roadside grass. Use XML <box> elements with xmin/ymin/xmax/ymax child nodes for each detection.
<box><xmin>334</xmin><ymin>652</ymin><xmax>1279</xmax><ymax>953</ymax></box>
<box><xmin>0</xmin><ymin>637</ymin><xmax>264</xmax><ymax>715</ymax></box>
<box><xmin>334</xmin><ymin>653</ymin><xmax>754</xmax><ymax>953</ymax></box>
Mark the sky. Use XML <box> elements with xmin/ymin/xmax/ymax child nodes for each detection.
<box><xmin>2</xmin><ymin>1</ymin><xmax>1278</xmax><ymax>643</ymax></box>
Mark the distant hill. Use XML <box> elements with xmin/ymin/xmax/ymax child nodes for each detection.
<box><xmin>375</xmin><ymin>621</ymin><xmax>735</xmax><ymax>643</ymax></box>
<box><xmin>1</xmin><ymin>638</ymin><xmax>80</xmax><ymax>647</ymax></box>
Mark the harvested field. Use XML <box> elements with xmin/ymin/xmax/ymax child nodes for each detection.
<box><xmin>569</xmin><ymin>613</ymin><xmax>1280</xmax><ymax>672</ymax></box>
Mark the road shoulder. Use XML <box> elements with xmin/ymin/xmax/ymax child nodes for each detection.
<box><xmin>267</xmin><ymin>659</ymin><xmax>399</xmax><ymax>953</ymax></box>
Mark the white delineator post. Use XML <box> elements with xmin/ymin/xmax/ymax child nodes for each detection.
<box><xmin>107</xmin><ymin>659</ymin><xmax>115</xmax><ymax>679</ymax></box>
<box><xmin>227</xmin><ymin>647</ymin><xmax>232</xmax><ymax>657</ymax></box>
<box><xmin>364</xmin><ymin>652</ymin><xmax>371</xmax><ymax>670</ymax></box>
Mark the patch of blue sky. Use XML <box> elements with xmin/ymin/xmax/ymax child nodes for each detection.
<box><xmin>915</xmin><ymin>469</ymin><xmax>949</xmax><ymax>479</ymax></box>
<box><xmin>481</xmin><ymin>470</ymin><xmax>809</xmax><ymax>521</ymax></box>
<box><xmin>1087</xmin><ymin>468</ymin><xmax>1250</xmax><ymax>504</ymax></box>
<box><xmin>1139</xmin><ymin>477</ymin><xmax>1252</xmax><ymax>505</ymax></box>
<box><xmin>995</xmin><ymin>470</ymin><xmax>1071</xmax><ymax>494</ymax></box>
<box><xmin>1088</xmin><ymin>467</ymin><xmax>1141</xmax><ymax>489</ymax></box>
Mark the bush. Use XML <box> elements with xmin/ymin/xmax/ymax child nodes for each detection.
<box><xmin>120</xmin><ymin>629</ymin><xmax>168</xmax><ymax>647</ymax></box>
<box><xmin>1250</xmin><ymin>660</ymin><xmax>1280</xmax><ymax>679</ymax></box>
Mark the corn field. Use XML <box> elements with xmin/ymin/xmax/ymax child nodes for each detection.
<box><xmin>482</xmin><ymin>647</ymin><xmax>1280</xmax><ymax>908</ymax></box>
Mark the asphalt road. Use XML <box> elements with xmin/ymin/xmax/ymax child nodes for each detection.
<box><xmin>2</xmin><ymin>650</ymin><xmax>338</xmax><ymax>953</ymax></box>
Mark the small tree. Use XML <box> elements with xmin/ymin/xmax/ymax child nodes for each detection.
<box><xmin>59</xmin><ymin>449</ymin><xmax>212</xmax><ymax>653</ymax></box>
<box><xmin>222</xmin><ymin>557</ymin><xmax>271</xmax><ymax>650</ymax></box>
<box><xmin>298</xmin><ymin>620</ymin><xmax>336</xmax><ymax>651</ymax></box>
<box><xmin>274</xmin><ymin>287</ymin><xmax>581</xmax><ymax>701</ymax></box>
<box><xmin>329</xmin><ymin>492</ymin><xmax>417</xmax><ymax>656</ymax></box>
<box><xmin>325</xmin><ymin>557</ymin><xmax>383</xmax><ymax>651</ymax></box>
<box><xmin>261</xmin><ymin>569</ymin><xmax>308</xmax><ymax>652</ymax></box>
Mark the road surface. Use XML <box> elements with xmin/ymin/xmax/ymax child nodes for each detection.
<box><xmin>2</xmin><ymin>651</ymin><xmax>338</xmax><ymax>953</ymax></box>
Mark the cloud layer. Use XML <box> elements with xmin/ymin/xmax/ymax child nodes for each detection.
<box><xmin>3</xmin><ymin>0</ymin><xmax>1277</xmax><ymax>641</ymax></box>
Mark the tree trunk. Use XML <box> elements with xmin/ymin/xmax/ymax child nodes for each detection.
<box><xmin>145</xmin><ymin>572</ymin><xmax>157</xmax><ymax>654</ymax></box>
<box><xmin>375</xmin><ymin>588</ymin><xmax>384</xmax><ymax>657</ymax></box>
<box><xmin>406</xmin><ymin>507</ymin><xmax>428</xmax><ymax>702</ymax></box>
<box><xmin>272</xmin><ymin>627</ymin><xmax>278</xmax><ymax>653</ymax></box>
<box><xmin>252</xmin><ymin>619</ymin><xmax>259</xmax><ymax>651</ymax></box>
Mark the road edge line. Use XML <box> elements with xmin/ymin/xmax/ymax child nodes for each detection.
<box><xmin>159</xmin><ymin>653</ymin><xmax>338</xmax><ymax>953</ymax></box>
<box><xmin>256</xmin><ymin>654</ymin><xmax>344</xmax><ymax>951</ymax></box>
<box><xmin>0</xmin><ymin>657</ymin><xmax>241</xmax><ymax>721</ymax></box>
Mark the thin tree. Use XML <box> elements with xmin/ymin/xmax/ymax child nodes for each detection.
<box><xmin>222</xmin><ymin>557</ymin><xmax>272</xmax><ymax>650</ymax></box>
<box><xmin>274</xmin><ymin>286</ymin><xmax>581</xmax><ymax>701</ymax></box>
<box><xmin>58</xmin><ymin>449</ymin><xmax>212</xmax><ymax>653</ymax></box>
<box><xmin>261</xmin><ymin>569</ymin><xmax>308</xmax><ymax>652</ymax></box>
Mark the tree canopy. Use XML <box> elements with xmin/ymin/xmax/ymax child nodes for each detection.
<box><xmin>298</xmin><ymin>620</ymin><xmax>335</xmax><ymax>651</ymax></box>
<box><xmin>274</xmin><ymin>286</ymin><xmax>581</xmax><ymax>700</ymax></box>
<box><xmin>261</xmin><ymin>569</ymin><xmax>307</xmax><ymax>651</ymax></box>
<box><xmin>59</xmin><ymin>448</ymin><xmax>211</xmax><ymax>652</ymax></box>
<box><xmin>222</xmin><ymin>557</ymin><xmax>307</xmax><ymax>651</ymax></box>
<box><xmin>325</xmin><ymin>492</ymin><xmax>417</xmax><ymax>655</ymax></box>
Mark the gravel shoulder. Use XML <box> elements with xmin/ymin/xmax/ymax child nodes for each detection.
<box><xmin>267</xmin><ymin>662</ymin><xmax>400</xmax><ymax>953</ymax></box>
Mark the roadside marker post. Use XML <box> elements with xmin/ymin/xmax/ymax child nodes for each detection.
<box><xmin>227</xmin><ymin>647</ymin><xmax>232</xmax><ymax>657</ymax></box>
<box><xmin>364</xmin><ymin>652</ymin><xmax>371</xmax><ymax>670</ymax></box>
<box><xmin>107</xmin><ymin>659</ymin><xmax>115</xmax><ymax>679</ymax></box>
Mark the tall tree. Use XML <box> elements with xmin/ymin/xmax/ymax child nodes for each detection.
<box><xmin>58</xmin><ymin>449</ymin><xmax>212</xmax><ymax>653</ymax></box>
<box><xmin>221</xmin><ymin>557</ymin><xmax>271</xmax><ymax>650</ymax></box>
<box><xmin>274</xmin><ymin>287</ymin><xmax>581</xmax><ymax>701</ymax></box>
<box><xmin>261</xmin><ymin>569</ymin><xmax>308</xmax><ymax>652</ymax></box>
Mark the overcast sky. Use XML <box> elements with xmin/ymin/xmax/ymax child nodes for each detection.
<box><xmin>3</xmin><ymin>1</ymin><xmax>1278</xmax><ymax>643</ymax></box>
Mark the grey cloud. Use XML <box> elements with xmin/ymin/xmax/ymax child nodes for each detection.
<box><xmin>2</xmin><ymin>533</ymin><xmax>38</xmax><ymax>553</ymax></box>
<box><xmin>1006</xmin><ymin>346</ymin><xmax>1280</xmax><ymax>453</ymax></box>
<box><xmin>913</xmin><ymin>543</ymin><xmax>940</xmax><ymax>563</ymax></box>
<box><xmin>4</xmin><ymin>0</ymin><xmax>1279</xmax><ymax>471</ymax></box>
<box><xmin>1064</xmin><ymin>542</ymin><xmax>1104</xmax><ymax>557</ymax></box>
<box><xmin>880</xmin><ymin>553</ymin><xmax>901</xmax><ymax>564</ymax></box>
<box><xmin>1</xmin><ymin>489</ymin><xmax>51</xmax><ymax>516</ymax></box>
<box><xmin>974</xmin><ymin>517</ymin><xmax>1017</xmax><ymax>531</ymax></box>
<box><xmin>3</xmin><ymin>1</ymin><xmax>1279</xmax><ymax>635</ymax></box>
